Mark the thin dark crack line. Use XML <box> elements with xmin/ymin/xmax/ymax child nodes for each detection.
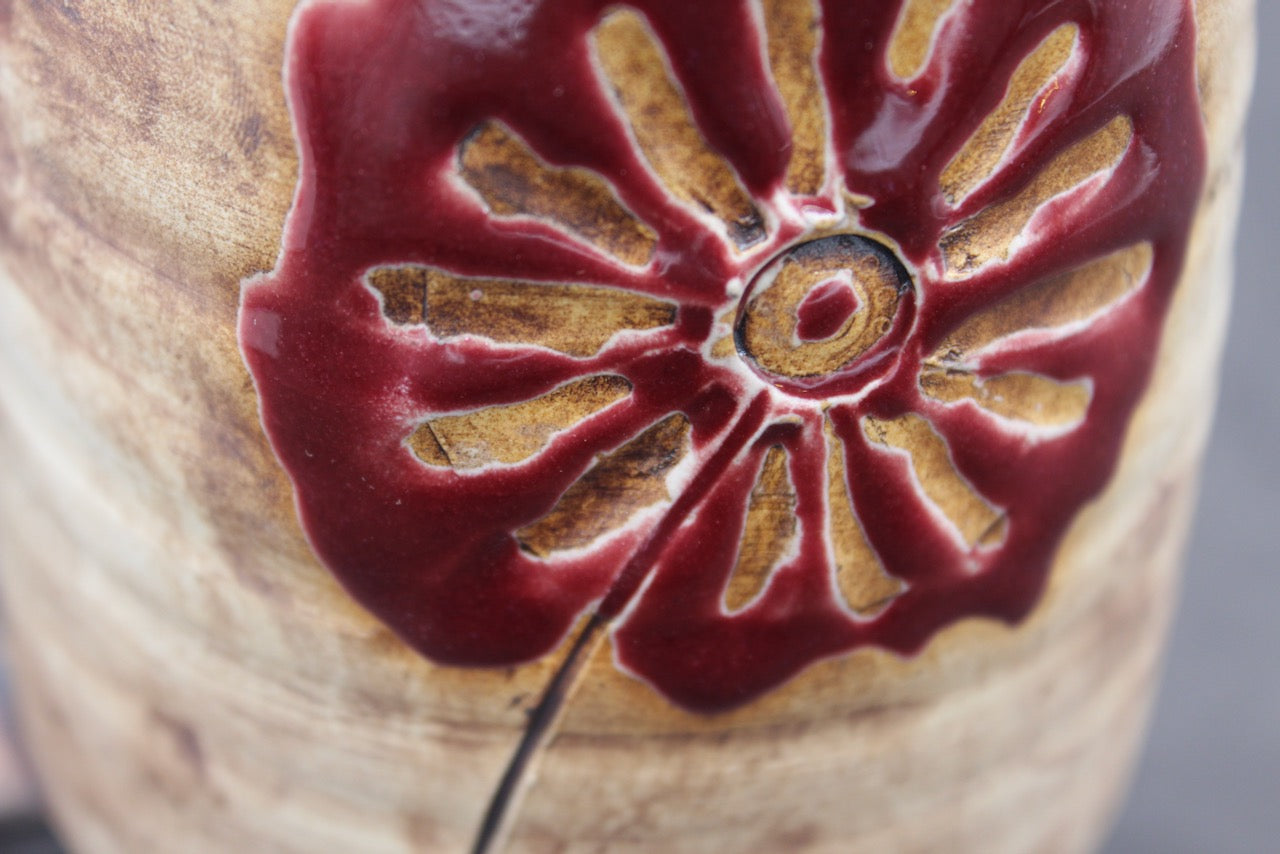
<box><xmin>469</xmin><ymin>392</ymin><xmax>771</xmax><ymax>854</ymax></box>
<box><xmin>469</xmin><ymin>613</ymin><xmax>606</xmax><ymax>854</ymax></box>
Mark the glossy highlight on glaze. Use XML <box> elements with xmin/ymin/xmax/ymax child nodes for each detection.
<box><xmin>239</xmin><ymin>0</ymin><xmax>1205</xmax><ymax>712</ymax></box>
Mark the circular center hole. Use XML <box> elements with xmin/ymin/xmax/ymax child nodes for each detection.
<box><xmin>796</xmin><ymin>278</ymin><xmax>860</xmax><ymax>341</ymax></box>
<box><xmin>735</xmin><ymin>234</ymin><xmax>912</xmax><ymax>391</ymax></box>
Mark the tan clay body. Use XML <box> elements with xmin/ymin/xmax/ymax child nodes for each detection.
<box><xmin>0</xmin><ymin>1</ymin><xmax>1253</xmax><ymax>851</ymax></box>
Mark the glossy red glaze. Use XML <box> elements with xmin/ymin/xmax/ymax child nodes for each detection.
<box><xmin>796</xmin><ymin>279</ymin><xmax>860</xmax><ymax>342</ymax></box>
<box><xmin>240</xmin><ymin>0</ymin><xmax>1205</xmax><ymax>712</ymax></box>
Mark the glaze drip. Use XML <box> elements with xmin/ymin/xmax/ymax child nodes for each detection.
<box><xmin>240</xmin><ymin>0</ymin><xmax>1205</xmax><ymax>712</ymax></box>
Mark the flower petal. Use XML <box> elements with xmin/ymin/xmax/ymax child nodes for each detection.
<box><xmin>918</xmin><ymin>369</ymin><xmax>1091</xmax><ymax>430</ymax></box>
<box><xmin>761</xmin><ymin>0</ymin><xmax>828</xmax><ymax>197</ymax></box>
<box><xmin>888</xmin><ymin>0</ymin><xmax>957</xmax><ymax>81</ymax></box>
<box><xmin>862</xmin><ymin>413</ymin><xmax>1007</xmax><ymax>550</ymax></box>
<box><xmin>928</xmin><ymin>242</ymin><xmax>1153</xmax><ymax>361</ymax></box>
<box><xmin>517</xmin><ymin>413</ymin><xmax>692</xmax><ymax>557</ymax></box>
<box><xmin>722</xmin><ymin>444</ymin><xmax>798</xmax><ymax>613</ymax></box>
<box><xmin>592</xmin><ymin>8</ymin><xmax>766</xmax><ymax>249</ymax></box>
<box><xmin>940</xmin><ymin>115</ymin><xmax>1134</xmax><ymax>278</ymax></box>
<box><xmin>459</xmin><ymin>121</ymin><xmax>658</xmax><ymax>268</ymax></box>
<box><xmin>366</xmin><ymin>264</ymin><xmax>677</xmax><ymax>358</ymax></box>
<box><xmin>823</xmin><ymin>415</ymin><xmax>904</xmax><ymax>614</ymax></box>
<box><xmin>940</xmin><ymin>23</ymin><xmax>1080</xmax><ymax>205</ymax></box>
<box><xmin>409</xmin><ymin>374</ymin><xmax>634</xmax><ymax>470</ymax></box>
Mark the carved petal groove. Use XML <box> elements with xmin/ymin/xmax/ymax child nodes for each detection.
<box><xmin>762</xmin><ymin>0</ymin><xmax>827</xmax><ymax>196</ymax></box>
<box><xmin>941</xmin><ymin>24</ymin><xmax>1078</xmax><ymax>204</ymax></box>
<box><xmin>931</xmin><ymin>243</ymin><xmax>1153</xmax><ymax>362</ymax></box>
<box><xmin>368</xmin><ymin>266</ymin><xmax>677</xmax><ymax>357</ymax></box>
<box><xmin>825</xmin><ymin>418</ymin><xmax>903</xmax><ymax>613</ymax></box>
<box><xmin>940</xmin><ymin>115</ymin><xmax>1133</xmax><ymax>277</ymax></box>
<box><xmin>863</xmin><ymin>414</ymin><xmax>1006</xmax><ymax>548</ymax></box>
<box><xmin>409</xmin><ymin>375</ymin><xmax>633</xmax><ymax>469</ymax></box>
<box><xmin>459</xmin><ymin>121</ymin><xmax>658</xmax><ymax>267</ymax></box>
<box><xmin>888</xmin><ymin>0</ymin><xmax>956</xmax><ymax>80</ymax></box>
<box><xmin>593</xmin><ymin>8</ymin><xmax>766</xmax><ymax>248</ymax></box>
<box><xmin>919</xmin><ymin>369</ymin><xmax>1091</xmax><ymax>428</ymax></box>
<box><xmin>722</xmin><ymin>445</ymin><xmax>797</xmax><ymax>613</ymax></box>
<box><xmin>517</xmin><ymin>414</ymin><xmax>691</xmax><ymax>557</ymax></box>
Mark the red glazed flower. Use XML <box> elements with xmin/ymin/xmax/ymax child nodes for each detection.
<box><xmin>240</xmin><ymin>0</ymin><xmax>1204</xmax><ymax>712</ymax></box>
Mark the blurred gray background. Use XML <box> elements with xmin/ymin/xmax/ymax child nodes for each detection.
<box><xmin>1105</xmin><ymin>2</ymin><xmax>1279</xmax><ymax>852</ymax></box>
<box><xmin>0</xmin><ymin>3</ymin><xmax>1275</xmax><ymax>853</ymax></box>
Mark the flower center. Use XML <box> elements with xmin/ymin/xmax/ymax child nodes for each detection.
<box><xmin>735</xmin><ymin>234</ymin><xmax>913</xmax><ymax>395</ymax></box>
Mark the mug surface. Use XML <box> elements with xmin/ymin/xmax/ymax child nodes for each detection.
<box><xmin>0</xmin><ymin>1</ymin><xmax>1254</xmax><ymax>851</ymax></box>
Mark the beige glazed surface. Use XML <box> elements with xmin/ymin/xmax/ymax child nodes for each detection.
<box><xmin>0</xmin><ymin>0</ymin><xmax>1254</xmax><ymax>851</ymax></box>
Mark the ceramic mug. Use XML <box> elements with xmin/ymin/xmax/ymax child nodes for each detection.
<box><xmin>0</xmin><ymin>0</ymin><xmax>1253</xmax><ymax>851</ymax></box>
